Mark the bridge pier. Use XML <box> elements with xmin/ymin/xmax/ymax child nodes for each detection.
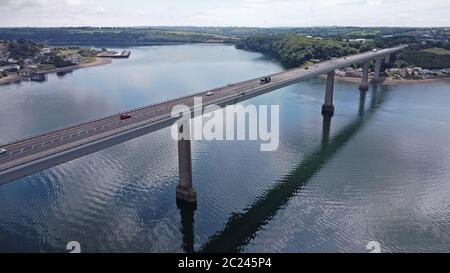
<box><xmin>322</xmin><ymin>71</ymin><xmax>335</xmax><ymax>117</ymax></box>
<box><xmin>359</xmin><ymin>61</ymin><xmax>370</xmax><ymax>91</ymax></box>
<box><xmin>176</xmin><ymin>125</ymin><xmax>197</xmax><ymax>204</ymax></box>
<box><xmin>373</xmin><ymin>57</ymin><xmax>383</xmax><ymax>82</ymax></box>
<box><xmin>385</xmin><ymin>54</ymin><xmax>391</xmax><ymax>65</ymax></box>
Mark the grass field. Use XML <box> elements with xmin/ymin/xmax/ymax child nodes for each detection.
<box><xmin>83</xmin><ymin>56</ymin><xmax>96</xmax><ymax>63</ymax></box>
<box><xmin>422</xmin><ymin>47</ymin><xmax>450</xmax><ymax>55</ymax></box>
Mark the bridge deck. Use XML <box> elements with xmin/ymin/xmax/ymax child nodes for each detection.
<box><xmin>0</xmin><ymin>46</ymin><xmax>405</xmax><ymax>184</ymax></box>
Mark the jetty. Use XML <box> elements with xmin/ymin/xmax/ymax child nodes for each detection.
<box><xmin>96</xmin><ymin>50</ymin><xmax>131</xmax><ymax>59</ymax></box>
<box><xmin>19</xmin><ymin>70</ymin><xmax>48</xmax><ymax>82</ymax></box>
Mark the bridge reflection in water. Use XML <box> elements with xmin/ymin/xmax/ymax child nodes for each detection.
<box><xmin>177</xmin><ymin>83</ymin><xmax>387</xmax><ymax>253</ymax></box>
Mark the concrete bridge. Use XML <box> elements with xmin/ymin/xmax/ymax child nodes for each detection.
<box><xmin>0</xmin><ymin>45</ymin><xmax>406</xmax><ymax>204</ymax></box>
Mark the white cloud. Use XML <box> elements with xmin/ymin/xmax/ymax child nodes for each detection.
<box><xmin>0</xmin><ymin>0</ymin><xmax>448</xmax><ymax>27</ymax></box>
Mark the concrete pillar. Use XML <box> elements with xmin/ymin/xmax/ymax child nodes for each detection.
<box><xmin>359</xmin><ymin>61</ymin><xmax>370</xmax><ymax>91</ymax></box>
<box><xmin>384</xmin><ymin>54</ymin><xmax>391</xmax><ymax>65</ymax></box>
<box><xmin>373</xmin><ymin>58</ymin><xmax>383</xmax><ymax>81</ymax></box>
<box><xmin>322</xmin><ymin>71</ymin><xmax>335</xmax><ymax>116</ymax></box>
<box><xmin>176</xmin><ymin>124</ymin><xmax>197</xmax><ymax>203</ymax></box>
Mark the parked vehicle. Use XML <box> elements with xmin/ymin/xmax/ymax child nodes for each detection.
<box><xmin>260</xmin><ymin>76</ymin><xmax>271</xmax><ymax>84</ymax></box>
<box><xmin>206</xmin><ymin>91</ymin><xmax>214</xmax><ymax>96</ymax></box>
<box><xmin>0</xmin><ymin>148</ymin><xmax>7</xmax><ymax>155</ymax></box>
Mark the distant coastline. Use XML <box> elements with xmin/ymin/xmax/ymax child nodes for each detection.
<box><xmin>383</xmin><ymin>77</ymin><xmax>450</xmax><ymax>85</ymax></box>
<box><xmin>47</xmin><ymin>41</ymin><xmax>232</xmax><ymax>46</ymax></box>
<box><xmin>0</xmin><ymin>57</ymin><xmax>111</xmax><ymax>86</ymax></box>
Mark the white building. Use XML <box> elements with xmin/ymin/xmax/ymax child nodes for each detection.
<box><xmin>42</xmin><ymin>48</ymin><xmax>52</xmax><ymax>54</ymax></box>
<box><xmin>0</xmin><ymin>64</ymin><xmax>20</xmax><ymax>72</ymax></box>
<box><xmin>65</xmin><ymin>54</ymin><xmax>85</xmax><ymax>65</ymax></box>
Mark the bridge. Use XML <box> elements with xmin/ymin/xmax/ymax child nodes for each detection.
<box><xmin>0</xmin><ymin>45</ymin><xmax>406</xmax><ymax>204</ymax></box>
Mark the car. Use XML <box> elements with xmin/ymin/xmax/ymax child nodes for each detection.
<box><xmin>372</xmin><ymin>48</ymin><xmax>378</xmax><ymax>52</ymax></box>
<box><xmin>305</xmin><ymin>67</ymin><xmax>309</xmax><ymax>70</ymax></box>
<box><xmin>0</xmin><ymin>148</ymin><xmax>7</xmax><ymax>155</ymax></box>
<box><xmin>120</xmin><ymin>114</ymin><xmax>132</xmax><ymax>120</ymax></box>
<box><xmin>206</xmin><ymin>91</ymin><xmax>214</xmax><ymax>96</ymax></box>
<box><xmin>260</xmin><ymin>76</ymin><xmax>271</xmax><ymax>84</ymax></box>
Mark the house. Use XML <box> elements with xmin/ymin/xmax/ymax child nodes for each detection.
<box><xmin>349</xmin><ymin>39</ymin><xmax>367</xmax><ymax>43</ymax></box>
<box><xmin>0</xmin><ymin>49</ymin><xmax>9</xmax><ymax>62</ymax></box>
<box><xmin>7</xmin><ymin>58</ymin><xmax>18</xmax><ymax>64</ymax></box>
<box><xmin>420</xmin><ymin>69</ymin><xmax>432</xmax><ymax>75</ymax></box>
<box><xmin>24</xmin><ymin>58</ymin><xmax>34</xmax><ymax>66</ymax></box>
<box><xmin>42</xmin><ymin>48</ymin><xmax>52</xmax><ymax>54</ymax></box>
<box><xmin>65</xmin><ymin>54</ymin><xmax>85</xmax><ymax>65</ymax></box>
<box><xmin>0</xmin><ymin>64</ymin><xmax>20</xmax><ymax>72</ymax></box>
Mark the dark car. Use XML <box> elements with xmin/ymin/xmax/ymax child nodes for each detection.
<box><xmin>260</xmin><ymin>76</ymin><xmax>271</xmax><ymax>84</ymax></box>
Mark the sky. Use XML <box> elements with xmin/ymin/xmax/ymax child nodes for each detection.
<box><xmin>0</xmin><ymin>0</ymin><xmax>449</xmax><ymax>28</ymax></box>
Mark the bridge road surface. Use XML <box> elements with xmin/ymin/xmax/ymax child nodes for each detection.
<box><xmin>0</xmin><ymin>46</ymin><xmax>406</xmax><ymax>185</ymax></box>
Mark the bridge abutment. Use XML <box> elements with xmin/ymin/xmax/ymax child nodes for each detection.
<box><xmin>322</xmin><ymin>71</ymin><xmax>335</xmax><ymax>117</ymax></box>
<box><xmin>176</xmin><ymin>125</ymin><xmax>197</xmax><ymax>204</ymax></box>
<box><xmin>359</xmin><ymin>61</ymin><xmax>370</xmax><ymax>91</ymax></box>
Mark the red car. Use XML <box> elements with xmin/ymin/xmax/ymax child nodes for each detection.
<box><xmin>120</xmin><ymin>114</ymin><xmax>132</xmax><ymax>120</ymax></box>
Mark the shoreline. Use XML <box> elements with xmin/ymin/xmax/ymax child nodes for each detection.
<box><xmin>383</xmin><ymin>77</ymin><xmax>450</xmax><ymax>85</ymax></box>
<box><xmin>321</xmin><ymin>74</ymin><xmax>450</xmax><ymax>85</ymax></box>
<box><xmin>0</xmin><ymin>57</ymin><xmax>112</xmax><ymax>86</ymax></box>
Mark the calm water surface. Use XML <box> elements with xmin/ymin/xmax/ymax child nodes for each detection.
<box><xmin>0</xmin><ymin>44</ymin><xmax>449</xmax><ymax>252</ymax></box>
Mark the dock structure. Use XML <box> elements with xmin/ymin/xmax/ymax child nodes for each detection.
<box><xmin>97</xmin><ymin>50</ymin><xmax>131</xmax><ymax>59</ymax></box>
<box><xmin>30</xmin><ymin>73</ymin><xmax>48</xmax><ymax>82</ymax></box>
<box><xmin>19</xmin><ymin>70</ymin><xmax>48</xmax><ymax>82</ymax></box>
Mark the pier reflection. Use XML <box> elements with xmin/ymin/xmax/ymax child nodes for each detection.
<box><xmin>322</xmin><ymin>115</ymin><xmax>332</xmax><ymax>145</ymax></box>
<box><xmin>57</xmin><ymin>70</ymin><xmax>73</xmax><ymax>78</ymax></box>
<box><xmin>177</xmin><ymin>199</ymin><xmax>197</xmax><ymax>253</ymax></box>
<box><xmin>359</xmin><ymin>90</ymin><xmax>367</xmax><ymax>117</ymax></box>
<box><xmin>198</xmin><ymin>84</ymin><xmax>385</xmax><ymax>253</ymax></box>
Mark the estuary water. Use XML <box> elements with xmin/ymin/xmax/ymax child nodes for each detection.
<box><xmin>0</xmin><ymin>44</ymin><xmax>449</xmax><ymax>253</ymax></box>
